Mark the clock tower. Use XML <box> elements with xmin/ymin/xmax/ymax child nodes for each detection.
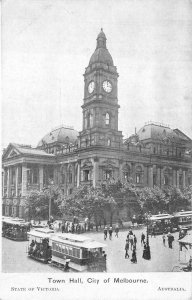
<box><xmin>79</xmin><ymin>29</ymin><xmax>123</xmax><ymax>148</ymax></box>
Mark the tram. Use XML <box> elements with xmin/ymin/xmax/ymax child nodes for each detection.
<box><xmin>27</xmin><ymin>228</ymin><xmax>54</xmax><ymax>263</ymax></box>
<box><xmin>172</xmin><ymin>211</ymin><xmax>192</xmax><ymax>230</ymax></box>
<box><xmin>148</xmin><ymin>213</ymin><xmax>175</xmax><ymax>235</ymax></box>
<box><xmin>50</xmin><ymin>233</ymin><xmax>107</xmax><ymax>272</ymax></box>
<box><xmin>2</xmin><ymin>217</ymin><xmax>30</xmax><ymax>241</ymax></box>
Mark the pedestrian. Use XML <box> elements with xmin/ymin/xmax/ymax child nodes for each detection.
<box><xmin>125</xmin><ymin>239</ymin><xmax>129</xmax><ymax>259</ymax></box>
<box><xmin>162</xmin><ymin>233</ymin><xmax>166</xmax><ymax>246</ymax></box>
<box><xmin>133</xmin><ymin>234</ymin><xmax>137</xmax><ymax>249</ymax></box>
<box><xmin>167</xmin><ymin>232</ymin><xmax>174</xmax><ymax>249</ymax></box>
<box><xmin>109</xmin><ymin>226</ymin><xmax>113</xmax><ymax>240</ymax></box>
<box><xmin>131</xmin><ymin>248</ymin><xmax>137</xmax><ymax>263</ymax></box>
<box><xmin>141</xmin><ymin>232</ymin><xmax>145</xmax><ymax>244</ymax></box>
<box><xmin>104</xmin><ymin>226</ymin><xmax>108</xmax><ymax>240</ymax></box>
<box><xmin>61</xmin><ymin>223</ymin><xmax>65</xmax><ymax>233</ymax></box>
<box><xmin>129</xmin><ymin>232</ymin><xmax>134</xmax><ymax>250</ymax></box>
<box><xmin>115</xmin><ymin>224</ymin><xmax>119</xmax><ymax>238</ymax></box>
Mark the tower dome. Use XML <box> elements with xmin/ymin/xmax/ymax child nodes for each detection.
<box><xmin>89</xmin><ymin>29</ymin><xmax>114</xmax><ymax>66</ymax></box>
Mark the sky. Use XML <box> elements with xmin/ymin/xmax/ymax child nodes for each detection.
<box><xmin>2</xmin><ymin>0</ymin><xmax>192</xmax><ymax>149</ymax></box>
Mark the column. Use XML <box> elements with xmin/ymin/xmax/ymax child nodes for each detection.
<box><xmin>183</xmin><ymin>171</ymin><xmax>186</xmax><ymax>188</ymax></box>
<box><xmin>39</xmin><ymin>165</ymin><xmax>44</xmax><ymax>190</ymax></box>
<box><xmin>176</xmin><ymin>170</ymin><xmax>180</xmax><ymax>188</ymax></box>
<box><xmin>7</xmin><ymin>167</ymin><xmax>11</xmax><ymax>197</ymax></box>
<box><xmin>148</xmin><ymin>166</ymin><xmax>153</xmax><ymax>188</ymax></box>
<box><xmin>53</xmin><ymin>167</ymin><xmax>58</xmax><ymax>184</ymax></box>
<box><xmin>21</xmin><ymin>163</ymin><xmax>28</xmax><ymax>196</ymax></box>
<box><xmin>131</xmin><ymin>163</ymin><xmax>136</xmax><ymax>183</ymax></box>
<box><xmin>15</xmin><ymin>166</ymin><xmax>19</xmax><ymax>197</ymax></box>
<box><xmin>92</xmin><ymin>160</ymin><xmax>99</xmax><ymax>187</ymax></box>
<box><xmin>2</xmin><ymin>171</ymin><xmax>4</xmax><ymax>197</ymax></box>
<box><xmin>172</xmin><ymin>169</ymin><xmax>176</xmax><ymax>186</ymax></box>
<box><xmin>77</xmin><ymin>161</ymin><xmax>81</xmax><ymax>187</ymax></box>
<box><xmin>72</xmin><ymin>164</ymin><xmax>75</xmax><ymax>186</ymax></box>
<box><xmin>156</xmin><ymin>167</ymin><xmax>161</xmax><ymax>187</ymax></box>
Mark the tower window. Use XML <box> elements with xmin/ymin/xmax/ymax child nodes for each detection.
<box><xmin>87</xmin><ymin>113</ymin><xmax>90</xmax><ymax>128</ymax></box>
<box><xmin>107</xmin><ymin>138</ymin><xmax>111</xmax><ymax>146</ymax></box>
<box><xmin>105</xmin><ymin>113</ymin><xmax>110</xmax><ymax>126</ymax></box>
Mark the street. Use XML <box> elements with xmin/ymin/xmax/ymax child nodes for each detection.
<box><xmin>2</xmin><ymin>227</ymin><xmax>186</xmax><ymax>273</ymax></box>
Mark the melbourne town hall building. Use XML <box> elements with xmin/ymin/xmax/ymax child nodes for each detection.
<box><xmin>2</xmin><ymin>29</ymin><xmax>192</xmax><ymax>218</ymax></box>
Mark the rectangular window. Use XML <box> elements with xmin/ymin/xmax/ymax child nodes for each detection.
<box><xmin>104</xmin><ymin>170</ymin><xmax>112</xmax><ymax>180</ymax></box>
<box><xmin>84</xmin><ymin>170</ymin><xmax>90</xmax><ymax>181</ymax></box>
<box><xmin>33</xmin><ymin>168</ymin><xmax>39</xmax><ymax>184</ymax></box>
<box><xmin>5</xmin><ymin>206</ymin><xmax>9</xmax><ymax>216</ymax></box>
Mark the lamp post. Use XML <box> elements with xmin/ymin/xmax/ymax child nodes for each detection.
<box><xmin>145</xmin><ymin>213</ymin><xmax>151</xmax><ymax>260</ymax></box>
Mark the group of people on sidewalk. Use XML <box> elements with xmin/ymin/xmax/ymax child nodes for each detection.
<box><xmin>103</xmin><ymin>224</ymin><xmax>120</xmax><ymax>240</ymax></box>
<box><xmin>162</xmin><ymin>232</ymin><xmax>175</xmax><ymax>248</ymax></box>
<box><xmin>125</xmin><ymin>230</ymin><xmax>137</xmax><ymax>263</ymax></box>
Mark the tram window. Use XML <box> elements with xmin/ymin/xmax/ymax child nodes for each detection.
<box><xmin>58</xmin><ymin>244</ymin><xmax>61</xmax><ymax>252</ymax></box>
<box><xmin>55</xmin><ymin>244</ymin><xmax>58</xmax><ymax>251</ymax></box>
<box><xmin>52</xmin><ymin>243</ymin><xmax>55</xmax><ymax>250</ymax></box>
<box><xmin>73</xmin><ymin>248</ymin><xmax>80</xmax><ymax>258</ymax></box>
<box><xmin>65</xmin><ymin>246</ymin><xmax>68</xmax><ymax>254</ymax></box>
<box><xmin>62</xmin><ymin>245</ymin><xmax>65</xmax><ymax>253</ymax></box>
<box><xmin>69</xmin><ymin>247</ymin><xmax>73</xmax><ymax>256</ymax></box>
<box><xmin>77</xmin><ymin>249</ymin><xmax>80</xmax><ymax>258</ymax></box>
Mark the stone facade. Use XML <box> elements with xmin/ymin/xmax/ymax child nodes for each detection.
<box><xmin>2</xmin><ymin>29</ymin><xmax>192</xmax><ymax>218</ymax></box>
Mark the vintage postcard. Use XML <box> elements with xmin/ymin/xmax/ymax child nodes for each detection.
<box><xmin>1</xmin><ymin>0</ymin><xmax>192</xmax><ymax>299</ymax></box>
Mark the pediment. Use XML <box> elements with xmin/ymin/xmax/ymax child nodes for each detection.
<box><xmin>2</xmin><ymin>144</ymin><xmax>21</xmax><ymax>160</ymax></box>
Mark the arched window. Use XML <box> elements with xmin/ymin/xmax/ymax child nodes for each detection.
<box><xmin>105</xmin><ymin>113</ymin><xmax>110</xmax><ymax>125</ymax></box>
<box><xmin>164</xmin><ymin>175</ymin><xmax>169</xmax><ymax>185</ymax></box>
<box><xmin>136</xmin><ymin>166</ymin><xmax>142</xmax><ymax>184</ymax></box>
<box><xmin>123</xmin><ymin>165</ymin><xmax>131</xmax><ymax>182</ymax></box>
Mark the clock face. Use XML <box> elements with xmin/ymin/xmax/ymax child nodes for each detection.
<box><xmin>103</xmin><ymin>80</ymin><xmax>112</xmax><ymax>93</ymax></box>
<box><xmin>88</xmin><ymin>81</ymin><xmax>95</xmax><ymax>94</ymax></box>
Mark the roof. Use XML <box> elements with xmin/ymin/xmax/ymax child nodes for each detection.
<box><xmin>97</xmin><ymin>28</ymin><xmax>106</xmax><ymax>40</ymax></box>
<box><xmin>2</xmin><ymin>218</ymin><xmax>29</xmax><ymax>226</ymax></box>
<box><xmin>89</xmin><ymin>29</ymin><xmax>114</xmax><ymax>66</ymax></box>
<box><xmin>13</xmin><ymin>144</ymin><xmax>55</xmax><ymax>157</ymax></box>
<box><xmin>27</xmin><ymin>229</ymin><xmax>54</xmax><ymax>239</ymax></box>
<box><xmin>37</xmin><ymin>126</ymin><xmax>78</xmax><ymax>147</ymax></box>
<box><xmin>137</xmin><ymin>123</ymin><xmax>191</xmax><ymax>143</ymax></box>
<box><xmin>2</xmin><ymin>143</ymin><xmax>55</xmax><ymax>160</ymax></box>
<box><xmin>50</xmin><ymin>233</ymin><xmax>107</xmax><ymax>249</ymax></box>
<box><xmin>178</xmin><ymin>234</ymin><xmax>192</xmax><ymax>245</ymax></box>
<box><xmin>173</xmin><ymin>211</ymin><xmax>192</xmax><ymax>217</ymax></box>
<box><xmin>149</xmin><ymin>214</ymin><xmax>173</xmax><ymax>221</ymax></box>
<box><xmin>89</xmin><ymin>48</ymin><xmax>114</xmax><ymax>66</ymax></box>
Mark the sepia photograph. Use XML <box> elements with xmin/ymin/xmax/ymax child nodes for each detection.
<box><xmin>1</xmin><ymin>0</ymin><xmax>192</xmax><ymax>299</ymax></box>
